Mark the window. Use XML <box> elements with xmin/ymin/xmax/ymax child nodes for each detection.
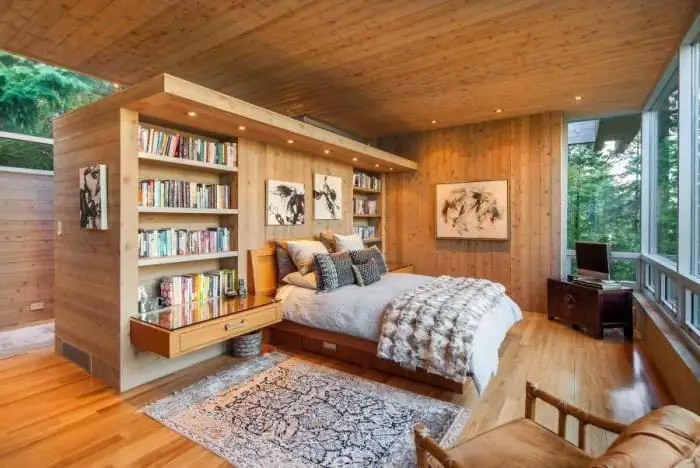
<box><xmin>644</xmin><ymin>263</ymin><xmax>656</xmax><ymax>293</ymax></box>
<box><xmin>0</xmin><ymin>50</ymin><xmax>114</xmax><ymax>170</ymax></box>
<box><xmin>653</xmin><ymin>75</ymin><xmax>680</xmax><ymax>262</ymax></box>
<box><xmin>567</xmin><ymin>116</ymin><xmax>641</xmax><ymax>253</ymax></box>
<box><xmin>660</xmin><ymin>274</ymin><xmax>679</xmax><ymax>313</ymax></box>
<box><xmin>691</xmin><ymin>293</ymin><xmax>700</xmax><ymax>330</ymax></box>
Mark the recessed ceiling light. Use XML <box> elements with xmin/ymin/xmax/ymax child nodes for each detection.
<box><xmin>575</xmin><ymin>96</ymin><xmax>582</xmax><ymax>101</ymax></box>
<box><xmin>431</xmin><ymin>120</ymin><xmax>437</xmax><ymax>124</ymax></box>
<box><xmin>495</xmin><ymin>108</ymin><xmax>503</xmax><ymax>113</ymax></box>
<box><xmin>238</xmin><ymin>125</ymin><xmax>246</xmax><ymax>131</ymax></box>
<box><xmin>375</xmin><ymin>164</ymin><xmax>380</xmax><ymax>168</ymax></box>
<box><xmin>113</xmin><ymin>82</ymin><xmax>120</xmax><ymax>88</ymax></box>
<box><xmin>287</xmin><ymin>139</ymin><xmax>294</xmax><ymax>144</ymax></box>
<box><xmin>323</xmin><ymin>149</ymin><xmax>330</xmax><ymax>155</ymax></box>
<box><xmin>352</xmin><ymin>157</ymin><xmax>358</xmax><ymax>162</ymax></box>
<box><xmin>389</xmin><ymin>168</ymin><xmax>394</xmax><ymax>171</ymax></box>
<box><xmin>187</xmin><ymin>111</ymin><xmax>197</xmax><ymax>117</ymax></box>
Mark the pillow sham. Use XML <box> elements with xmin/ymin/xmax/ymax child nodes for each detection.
<box><xmin>349</xmin><ymin>245</ymin><xmax>388</xmax><ymax>274</ymax></box>
<box><xmin>275</xmin><ymin>242</ymin><xmax>297</xmax><ymax>283</ymax></box>
<box><xmin>286</xmin><ymin>240</ymin><xmax>328</xmax><ymax>275</ymax></box>
<box><xmin>282</xmin><ymin>271</ymin><xmax>317</xmax><ymax>290</ymax></box>
<box><xmin>313</xmin><ymin>253</ymin><xmax>338</xmax><ymax>292</ymax></box>
<box><xmin>334</xmin><ymin>233</ymin><xmax>364</xmax><ymax>252</ymax></box>
<box><xmin>352</xmin><ymin>258</ymin><xmax>381</xmax><ymax>286</ymax></box>
<box><xmin>317</xmin><ymin>231</ymin><xmax>337</xmax><ymax>253</ymax></box>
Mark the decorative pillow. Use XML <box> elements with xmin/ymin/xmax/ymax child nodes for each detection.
<box><xmin>313</xmin><ymin>253</ymin><xmax>339</xmax><ymax>292</ymax></box>
<box><xmin>275</xmin><ymin>243</ymin><xmax>297</xmax><ymax>283</ymax></box>
<box><xmin>349</xmin><ymin>246</ymin><xmax>388</xmax><ymax>274</ymax></box>
<box><xmin>286</xmin><ymin>240</ymin><xmax>328</xmax><ymax>275</ymax></box>
<box><xmin>329</xmin><ymin>251</ymin><xmax>355</xmax><ymax>288</ymax></box>
<box><xmin>334</xmin><ymin>233</ymin><xmax>365</xmax><ymax>252</ymax></box>
<box><xmin>317</xmin><ymin>231</ymin><xmax>337</xmax><ymax>253</ymax></box>
<box><xmin>282</xmin><ymin>271</ymin><xmax>317</xmax><ymax>290</ymax></box>
<box><xmin>352</xmin><ymin>259</ymin><xmax>381</xmax><ymax>287</ymax></box>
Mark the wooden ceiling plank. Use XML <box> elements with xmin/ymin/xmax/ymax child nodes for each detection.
<box><xmin>6</xmin><ymin>0</ymin><xmax>82</xmax><ymax>52</ymax></box>
<box><xmin>0</xmin><ymin>0</ymin><xmax>51</xmax><ymax>44</ymax></box>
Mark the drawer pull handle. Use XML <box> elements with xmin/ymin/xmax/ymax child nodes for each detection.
<box><xmin>225</xmin><ymin>321</ymin><xmax>245</xmax><ymax>331</ymax></box>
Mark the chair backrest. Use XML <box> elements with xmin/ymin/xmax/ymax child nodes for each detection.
<box><xmin>591</xmin><ymin>406</ymin><xmax>700</xmax><ymax>467</ymax></box>
<box><xmin>413</xmin><ymin>424</ymin><xmax>465</xmax><ymax>468</ymax></box>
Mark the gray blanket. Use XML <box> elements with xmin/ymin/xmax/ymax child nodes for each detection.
<box><xmin>377</xmin><ymin>275</ymin><xmax>506</xmax><ymax>383</ymax></box>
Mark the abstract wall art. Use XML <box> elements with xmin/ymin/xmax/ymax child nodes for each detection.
<box><xmin>312</xmin><ymin>174</ymin><xmax>342</xmax><ymax>220</ymax></box>
<box><xmin>436</xmin><ymin>179</ymin><xmax>508</xmax><ymax>240</ymax></box>
<box><xmin>79</xmin><ymin>164</ymin><xmax>108</xmax><ymax>230</ymax></box>
<box><xmin>267</xmin><ymin>179</ymin><xmax>305</xmax><ymax>225</ymax></box>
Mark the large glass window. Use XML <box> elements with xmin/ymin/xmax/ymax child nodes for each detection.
<box><xmin>567</xmin><ymin>116</ymin><xmax>642</xmax><ymax>253</ymax></box>
<box><xmin>654</xmin><ymin>75</ymin><xmax>680</xmax><ymax>262</ymax></box>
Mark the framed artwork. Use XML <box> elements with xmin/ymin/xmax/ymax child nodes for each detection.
<box><xmin>312</xmin><ymin>173</ymin><xmax>342</xmax><ymax>220</ymax></box>
<box><xmin>436</xmin><ymin>179</ymin><xmax>509</xmax><ymax>240</ymax></box>
<box><xmin>79</xmin><ymin>164</ymin><xmax>108</xmax><ymax>230</ymax></box>
<box><xmin>267</xmin><ymin>179</ymin><xmax>305</xmax><ymax>225</ymax></box>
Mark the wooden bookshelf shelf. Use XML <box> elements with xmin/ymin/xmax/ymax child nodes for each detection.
<box><xmin>138</xmin><ymin>207</ymin><xmax>238</xmax><ymax>215</ymax></box>
<box><xmin>363</xmin><ymin>238</ymin><xmax>382</xmax><ymax>243</ymax></box>
<box><xmin>353</xmin><ymin>187</ymin><xmax>381</xmax><ymax>194</ymax></box>
<box><xmin>138</xmin><ymin>151</ymin><xmax>238</xmax><ymax>173</ymax></box>
<box><xmin>138</xmin><ymin>251</ymin><xmax>239</xmax><ymax>267</ymax></box>
<box><xmin>353</xmin><ymin>214</ymin><xmax>381</xmax><ymax>218</ymax></box>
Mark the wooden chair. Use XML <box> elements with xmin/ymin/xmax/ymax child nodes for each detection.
<box><xmin>414</xmin><ymin>381</ymin><xmax>700</xmax><ymax>468</ymax></box>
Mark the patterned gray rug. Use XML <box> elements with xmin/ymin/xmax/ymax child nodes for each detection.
<box><xmin>0</xmin><ymin>321</ymin><xmax>54</xmax><ymax>357</ymax></box>
<box><xmin>144</xmin><ymin>352</ymin><xmax>468</xmax><ymax>467</ymax></box>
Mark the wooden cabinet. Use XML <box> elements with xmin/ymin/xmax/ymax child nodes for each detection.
<box><xmin>547</xmin><ymin>278</ymin><xmax>632</xmax><ymax>340</ymax></box>
<box><xmin>130</xmin><ymin>296</ymin><xmax>282</xmax><ymax>358</ymax></box>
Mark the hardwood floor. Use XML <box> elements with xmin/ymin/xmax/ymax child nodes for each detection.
<box><xmin>0</xmin><ymin>313</ymin><xmax>672</xmax><ymax>466</ymax></box>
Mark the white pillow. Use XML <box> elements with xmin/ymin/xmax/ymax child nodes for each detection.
<box><xmin>282</xmin><ymin>271</ymin><xmax>318</xmax><ymax>290</ymax></box>
<box><xmin>285</xmin><ymin>240</ymin><xmax>328</xmax><ymax>275</ymax></box>
<box><xmin>333</xmin><ymin>233</ymin><xmax>364</xmax><ymax>252</ymax></box>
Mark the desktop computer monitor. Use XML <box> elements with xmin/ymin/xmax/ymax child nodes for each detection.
<box><xmin>575</xmin><ymin>241</ymin><xmax>611</xmax><ymax>280</ymax></box>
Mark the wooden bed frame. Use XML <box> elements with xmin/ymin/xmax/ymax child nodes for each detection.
<box><xmin>248</xmin><ymin>247</ymin><xmax>465</xmax><ymax>394</ymax></box>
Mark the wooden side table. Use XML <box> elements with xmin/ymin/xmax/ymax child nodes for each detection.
<box><xmin>547</xmin><ymin>277</ymin><xmax>632</xmax><ymax>340</ymax></box>
<box><xmin>387</xmin><ymin>262</ymin><xmax>414</xmax><ymax>274</ymax></box>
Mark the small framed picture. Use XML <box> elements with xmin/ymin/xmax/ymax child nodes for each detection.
<box><xmin>79</xmin><ymin>164</ymin><xmax>108</xmax><ymax>230</ymax></box>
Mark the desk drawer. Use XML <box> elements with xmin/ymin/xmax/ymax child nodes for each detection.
<box><xmin>178</xmin><ymin>303</ymin><xmax>280</xmax><ymax>354</ymax></box>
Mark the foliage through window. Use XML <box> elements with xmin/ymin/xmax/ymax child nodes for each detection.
<box><xmin>0</xmin><ymin>50</ymin><xmax>115</xmax><ymax>170</ymax></box>
<box><xmin>654</xmin><ymin>77</ymin><xmax>679</xmax><ymax>262</ymax></box>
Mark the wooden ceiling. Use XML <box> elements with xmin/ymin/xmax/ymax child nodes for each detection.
<box><xmin>0</xmin><ymin>0</ymin><xmax>697</xmax><ymax>137</ymax></box>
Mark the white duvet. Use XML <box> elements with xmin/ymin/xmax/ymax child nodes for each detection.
<box><xmin>275</xmin><ymin>273</ymin><xmax>522</xmax><ymax>394</ymax></box>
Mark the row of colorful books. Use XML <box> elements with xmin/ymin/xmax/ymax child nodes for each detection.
<box><xmin>353</xmin><ymin>172</ymin><xmax>381</xmax><ymax>191</ymax></box>
<box><xmin>138</xmin><ymin>179</ymin><xmax>231</xmax><ymax>209</ymax></box>
<box><xmin>138</xmin><ymin>126</ymin><xmax>237</xmax><ymax>167</ymax></box>
<box><xmin>353</xmin><ymin>225</ymin><xmax>377</xmax><ymax>240</ymax></box>
<box><xmin>138</xmin><ymin>227</ymin><xmax>231</xmax><ymax>258</ymax></box>
<box><xmin>353</xmin><ymin>198</ymin><xmax>379</xmax><ymax>215</ymax></box>
<box><xmin>159</xmin><ymin>269</ymin><xmax>237</xmax><ymax>307</ymax></box>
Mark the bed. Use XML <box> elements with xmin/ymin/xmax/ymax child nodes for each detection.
<box><xmin>249</xmin><ymin>247</ymin><xmax>522</xmax><ymax>395</ymax></box>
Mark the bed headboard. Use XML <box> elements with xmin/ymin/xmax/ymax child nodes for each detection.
<box><xmin>248</xmin><ymin>247</ymin><xmax>277</xmax><ymax>296</ymax></box>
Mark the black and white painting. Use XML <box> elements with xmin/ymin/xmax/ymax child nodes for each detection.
<box><xmin>436</xmin><ymin>180</ymin><xmax>508</xmax><ymax>240</ymax></box>
<box><xmin>79</xmin><ymin>164</ymin><xmax>108</xmax><ymax>230</ymax></box>
<box><xmin>267</xmin><ymin>180</ymin><xmax>305</xmax><ymax>225</ymax></box>
<box><xmin>312</xmin><ymin>174</ymin><xmax>342</xmax><ymax>220</ymax></box>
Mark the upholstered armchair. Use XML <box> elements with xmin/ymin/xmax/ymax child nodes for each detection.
<box><xmin>414</xmin><ymin>381</ymin><xmax>699</xmax><ymax>467</ymax></box>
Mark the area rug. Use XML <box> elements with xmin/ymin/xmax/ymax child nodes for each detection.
<box><xmin>144</xmin><ymin>352</ymin><xmax>468</xmax><ymax>467</ymax></box>
<box><xmin>0</xmin><ymin>321</ymin><xmax>54</xmax><ymax>357</ymax></box>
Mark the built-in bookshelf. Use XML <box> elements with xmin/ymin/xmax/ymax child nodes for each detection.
<box><xmin>137</xmin><ymin>122</ymin><xmax>239</xmax><ymax>312</ymax></box>
<box><xmin>353</xmin><ymin>170</ymin><xmax>384</xmax><ymax>250</ymax></box>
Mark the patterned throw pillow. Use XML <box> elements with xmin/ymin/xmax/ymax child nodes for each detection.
<box><xmin>282</xmin><ymin>271</ymin><xmax>317</xmax><ymax>290</ymax></box>
<box><xmin>286</xmin><ymin>240</ymin><xmax>328</xmax><ymax>275</ymax></box>
<box><xmin>275</xmin><ymin>243</ymin><xmax>297</xmax><ymax>283</ymax></box>
<box><xmin>349</xmin><ymin>246</ymin><xmax>388</xmax><ymax>275</ymax></box>
<box><xmin>329</xmin><ymin>251</ymin><xmax>355</xmax><ymax>287</ymax></box>
<box><xmin>352</xmin><ymin>259</ymin><xmax>381</xmax><ymax>286</ymax></box>
<box><xmin>313</xmin><ymin>253</ymin><xmax>339</xmax><ymax>292</ymax></box>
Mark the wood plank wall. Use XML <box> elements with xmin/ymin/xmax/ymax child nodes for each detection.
<box><xmin>379</xmin><ymin>112</ymin><xmax>564</xmax><ymax>313</ymax></box>
<box><xmin>53</xmin><ymin>109</ymin><xmax>124</xmax><ymax>389</ymax></box>
<box><xmin>237</xmin><ymin>137</ymin><xmax>354</xmax><ymax>281</ymax></box>
<box><xmin>0</xmin><ymin>167</ymin><xmax>54</xmax><ymax>328</ymax></box>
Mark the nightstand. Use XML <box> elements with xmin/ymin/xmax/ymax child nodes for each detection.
<box><xmin>130</xmin><ymin>295</ymin><xmax>282</xmax><ymax>358</ymax></box>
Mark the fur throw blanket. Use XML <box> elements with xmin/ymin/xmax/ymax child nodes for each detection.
<box><xmin>377</xmin><ymin>275</ymin><xmax>505</xmax><ymax>384</ymax></box>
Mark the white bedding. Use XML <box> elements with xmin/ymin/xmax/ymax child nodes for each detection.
<box><xmin>275</xmin><ymin>273</ymin><xmax>522</xmax><ymax>393</ymax></box>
